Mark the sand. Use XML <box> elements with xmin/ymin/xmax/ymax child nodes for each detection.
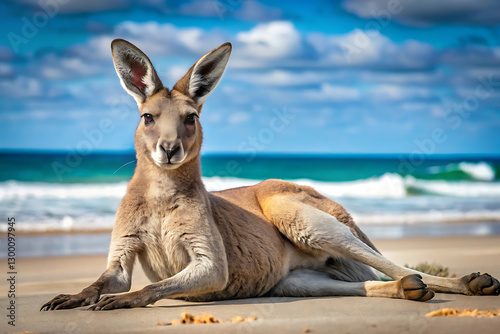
<box><xmin>2</xmin><ymin>235</ymin><xmax>500</xmax><ymax>333</ymax></box>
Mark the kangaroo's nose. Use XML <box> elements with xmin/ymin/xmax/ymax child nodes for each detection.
<box><xmin>166</xmin><ymin>145</ymin><xmax>180</xmax><ymax>162</ymax></box>
<box><xmin>159</xmin><ymin>140</ymin><xmax>181</xmax><ymax>163</ymax></box>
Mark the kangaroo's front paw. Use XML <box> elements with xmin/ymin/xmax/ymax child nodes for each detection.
<box><xmin>88</xmin><ymin>291</ymin><xmax>151</xmax><ymax>311</ymax></box>
<box><xmin>41</xmin><ymin>290</ymin><xmax>99</xmax><ymax>311</ymax></box>
<box><xmin>400</xmin><ymin>274</ymin><xmax>435</xmax><ymax>302</ymax></box>
<box><xmin>463</xmin><ymin>273</ymin><xmax>500</xmax><ymax>296</ymax></box>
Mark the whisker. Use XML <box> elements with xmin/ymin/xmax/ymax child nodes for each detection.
<box><xmin>113</xmin><ymin>159</ymin><xmax>137</xmax><ymax>174</ymax></box>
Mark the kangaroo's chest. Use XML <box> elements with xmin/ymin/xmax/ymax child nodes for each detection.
<box><xmin>138</xmin><ymin>210</ymin><xmax>191</xmax><ymax>282</ymax></box>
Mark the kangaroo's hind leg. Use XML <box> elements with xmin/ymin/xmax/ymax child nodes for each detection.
<box><xmin>270</xmin><ymin>269</ymin><xmax>433</xmax><ymax>301</ymax></box>
<box><xmin>263</xmin><ymin>195</ymin><xmax>500</xmax><ymax>297</ymax></box>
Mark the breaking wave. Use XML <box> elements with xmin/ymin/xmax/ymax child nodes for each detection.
<box><xmin>203</xmin><ymin>173</ymin><xmax>500</xmax><ymax>199</ymax></box>
<box><xmin>2</xmin><ymin>172</ymin><xmax>500</xmax><ymax>233</ymax></box>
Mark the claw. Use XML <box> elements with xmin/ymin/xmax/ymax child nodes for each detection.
<box><xmin>41</xmin><ymin>291</ymin><xmax>100</xmax><ymax>311</ymax></box>
<box><xmin>401</xmin><ymin>274</ymin><xmax>435</xmax><ymax>302</ymax></box>
<box><xmin>418</xmin><ymin>289</ymin><xmax>435</xmax><ymax>302</ymax></box>
<box><xmin>40</xmin><ymin>294</ymin><xmax>67</xmax><ymax>311</ymax></box>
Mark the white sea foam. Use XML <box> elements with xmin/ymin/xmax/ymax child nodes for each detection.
<box><xmin>203</xmin><ymin>174</ymin><xmax>407</xmax><ymax>198</ymax></box>
<box><xmin>294</xmin><ymin>173</ymin><xmax>407</xmax><ymax>199</ymax></box>
<box><xmin>5</xmin><ymin>208</ymin><xmax>500</xmax><ymax>233</ymax></box>
<box><xmin>1</xmin><ymin>173</ymin><xmax>500</xmax><ymax>203</ymax></box>
<box><xmin>0</xmin><ymin>180</ymin><xmax>128</xmax><ymax>200</ymax></box>
<box><xmin>0</xmin><ymin>215</ymin><xmax>116</xmax><ymax>233</ymax></box>
<box><xmin>203</xmin><ymin>173</ymin><xmax>500</xmax><ymax>199</ymax></box>
<box><xmin>2</xmin><ymin>175</ymin><xmax>500</xmax><ymax>233</ymax></box>
<box><xmin>353</xmin><ymin>210</ymin><xmax>500</xmax><ymax>225</ymax></box>
<box><xmin>458</xmin><ymin>161</ymin><xmax>496</xmax><ymax>181</ymax></box>
<box><xmin>405</xmin><ymin>176</ymin><xmax>500</xmax><ymax>197</ymax></box>
<box><xmin>203</xmin><ymin>177</ymin><xmax>260</xmax><ymax>192</ymax></box>
<box><xmin>428</xmin><ymin>161</ymin><xmax>496</xmax><ymax>181</ymax></box>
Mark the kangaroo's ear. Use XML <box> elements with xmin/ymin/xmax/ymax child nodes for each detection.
<box><xmin>111</xmin><ymin>39</ymin><xmax>163</xmax><ymax>105</ymax></box>
<box><xmin>174</xmin><ymin>42</ymin><xmax>231</xmax><ymax>107</ymax></box>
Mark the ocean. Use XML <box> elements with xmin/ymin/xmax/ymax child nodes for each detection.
<box><xmin>1</xmin><ymin>152</ymin><xmax>500</xmax><ymax>256</ymax></box>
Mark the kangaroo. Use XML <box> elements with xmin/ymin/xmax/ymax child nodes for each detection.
<box><xmin>42</xmin><ymin>40</ymin><xmax>499</xmax><ymax>311</ymax></box>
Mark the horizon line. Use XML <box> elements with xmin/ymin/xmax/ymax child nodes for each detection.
<box><xmin>1</xmin><ymin>149</ymin><xmax>500</xmax><ymax>159</ymax></box>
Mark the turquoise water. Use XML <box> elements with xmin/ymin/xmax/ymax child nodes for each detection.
<box><xmin>1</xmin><ymin>152</ymin><xmax>499</xmax><ymax>183</ymax></box>
<box><xmin>1</xmin><ymin>152</ymin><xmax>500</xmax><ymax>234</ymax></box>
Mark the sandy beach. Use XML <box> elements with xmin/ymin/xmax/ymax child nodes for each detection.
<box><xmin>2</xmin><ymin>235</ymin><xmax>500</xmax><ymax>333</ymax></box>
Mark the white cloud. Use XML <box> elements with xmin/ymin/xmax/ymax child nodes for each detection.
<box><xmin>296</xmin><ymin>83</ymin><xmax>436</xmax><ymax>106</ymax></box>
<box><xmin>0</xmin><ymin>76</ymin><xmax>42</xmax><ymax>97</ymax></box>
<box><xmin>69</xmin><ymin>21</ymin><xmax>227</xmax><ymax>61</ymax></box>
<box><xmin>232</xmin><ymin>21</ymin><xmax>315</xmax><ymax>69</ymax></box>
<box><xmin>115</xmin><ymin>21</ymin><xmax>227</xmax><ymax>56</ymax></box>
<box><xmin>236</xmin><ymin>21</ymin><xmax>303</xmax><ymax>59</ymax></box>
<box><xmin>359</xmin><ymin>70</ymin><xmax>445</xmax><ymax>85</ymax></box>
<box><xmin>39</xmin><ymin>55</ymin><xmax>104</xmax><ymax>79</ymax></box>
<box><xmin>369</xmin><ymin>84</ymin><xmax>434</xmax><ymax>101</ymax></box>
<box><xmin>40</xmin><ymin>21</ymin><xmax>439</xmax><ymax>89</ymax></box>
<box><xmin>399</xmin><ymin>102</ymin><xmax>446</xmax><ymax>117</ymax></box>
<box><xmin>204</xmin><ymin>112</ymin><xmax>222</xmax><ymax>123</ymax></box>
<box><xmin>0</xmin><ymin>63</ymin><xmax>14</xmax><ymax>77</ymax></box>
<box><xmin>304</xmin><ymin>83</ymin><xmax>361</xmax><ymax>102</ymax></box>
<box><xmin>165</xmin><ymin>65</ymin><xmax>189</xmax><ymax>85</ymax></box>
<box><xmin>228</xmin><ymin>112</ymin><xmax>250</xmax><ymax>124</ymax></box>
<box><xmin>68</xmin><ymin>35</ymin><xmax>115</xmax><ymax>61</ymax></box>
<box><xmin>234</xmin><ymin>70</ymin><xmax>331</xmax><ymax>86</ymax></box>
<box><xmin>231</xmin><ymin>22</ymin><xmax>435</xmax><ymax>71</ymax></box>
<box><xmin>307</xmin><ymin>29</ymin><xmax>435</xmax><ymax>69</ymax></box>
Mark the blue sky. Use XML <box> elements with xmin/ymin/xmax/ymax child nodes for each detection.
<box><xmin>1</xmin><ymin>0</ymin><xmax>500</xmax><ymax>155</ymax></box>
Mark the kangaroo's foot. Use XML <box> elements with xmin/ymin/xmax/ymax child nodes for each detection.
<box><xmin>88</xmin><ymin>290</ymin><xmax>152</xmax><ymax>311</ymax></box>
<box><xmin>399</xmin><ymin>274</ymin><xmax>435</xmax><ymax>302</ymax></box>
<box><xmin>41</xmin><ymin>287</ymin><xmax>100</xmax><ymax>311</ymax></box>
<box><xmin>462</xmin><ymin>273</ymin><xmax>500</xmax><ymax>296</ymax></box>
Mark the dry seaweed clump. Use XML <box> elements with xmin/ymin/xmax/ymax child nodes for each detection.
<box><xmin>232</xmin><ymin>315</ymin><xmax>257</xmax><ymax>323</ymax></box>
<box><xmin>404</xmin><ymin>262</ymin><xmax>454</xmax><ymax>277</ymax></box>
<box><xmin>156</xmin><ymin>312</ymin><xmax>258</xmax><ymax>326</ymax></box>
<box><xmin>426</xmin><ymin>308</ymin><xmax>500</xmax><ymax>317</ymax></box>
<box><xmin>157</xmin><ymin>313</ymin><xmax>219</xmax><ymax>326</ymax></box>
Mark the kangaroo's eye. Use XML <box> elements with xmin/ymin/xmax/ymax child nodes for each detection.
<box><xmin>142</xmin><ymin>114</ymin><xmax>154</xmax><ymax>125</ymax></box>
<box><xmin>184</xmin><ymin>113</ymin><xmax>198</xmax><ymax>125</ymax></box>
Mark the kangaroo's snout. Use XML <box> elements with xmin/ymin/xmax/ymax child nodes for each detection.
<box><xmin>154</xmin><ymin>139</ymin><xmax>184</xmax><ymax>166</ymax></box>
<box><xmin>166</xmin><ymin>145</ymin><xmax>180</xmax><ymax>163</ymax></box>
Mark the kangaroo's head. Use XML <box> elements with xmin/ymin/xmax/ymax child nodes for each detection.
<box><xmin>111</xmin><ymin>39</ymin><xmax>231</xmax><ymax>170</ymax></box>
